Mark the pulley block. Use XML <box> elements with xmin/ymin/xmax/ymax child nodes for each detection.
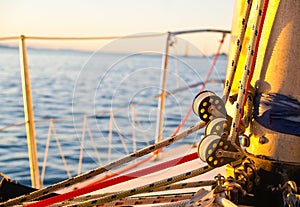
<box><xmin>205</xmin><ymin>117</ymin><xmax>230</xmax><ymax>137</ymax></box>
<box><xmin>198</xmin><ymin>134</ymin><xmax>242</xmax><ymax>168</ymax></box>
<box><xmin>192</xmin><ymin>91</ymin><xmax>226</xmax><ymax>123</ymax></box>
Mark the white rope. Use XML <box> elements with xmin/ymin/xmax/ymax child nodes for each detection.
<box><xmin>229</xmin><ymin>0</ymin><xmax>265</xmax><ymax>144</ymax></box>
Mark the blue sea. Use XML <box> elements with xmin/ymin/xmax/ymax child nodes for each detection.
<box><xmin>0</xmin><ymin>45</ymin><xmax>227</xmax><ymax>187</ymax></box>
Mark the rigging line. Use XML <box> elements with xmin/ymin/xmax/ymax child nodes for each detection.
<box><xmin>0</xmin><ymin>29</ymin><xmax>230</xmax><ymax>42</ymax></box>
<box><xmin>170</xmin><ymin>29</ymin><xmax>231</xmax><ymax>36</ymax></box>
<box><xmin>85</xmin><ymin>122</ymin><xmax>103</xmax><ymax>166</ymax></box>
<box><xmin>78</xmin><ymin>116</ymin><xmax>87</xmax><ymax>175</ymax></box>
<box><xmin>52</xmin><ymin>122</ymin><xmax>72</xmax><ymax>179</ymax></box>
<box><xmin>1</xmin><ymin>121</ymin><xmax>205</xmax><ymax>207</ymax></box>
<box><xmin>229</xmin><ymin>0</ymin><xmax>267</xmax><ymax>144</ymax></box>
<box><xmin>64</xmin><ymin>165</ymin><xmax>214</xmax><ymax>207</ymax></box>
<box><xmin>29</xmin><ymin>152</ymin><xmax>199</xmax><ymax>207</ymax></box>
<box><xmin>0</xmin><ymin>33</ymin><xmax>166</xmax><ymax>41</ymax></box>
<box><xmin>0</xmin><ymin>121</ymin><xmax>26</xmax><ymax>131</ymax></box>
<box><xmin>108</xmin><ymin>110</ymin><xmax>113</xmax><ymax>163</ymax></box>
<box><xmin>111</xmin><ymin>111</ymin><xmax>130</xmax><ymax>155</ymax></box>
<box><xmin>0</xmin><ymin>36</ymin><xmax>19</xmax><ymax>41</ymax></box>
<box><xmin>170</xmin><ymin>36</ymin><xmax>180</xmax><ymax>88</ymax></box>
<box><xmin>24</xmin><ymin>33</ymin><xmax>166</xmax><ymax>40</ymax></box>
<box><xmin>132</xmin><ymin>111</ymin><xmax>150</xmax><ymax>146</ymax></box>
<box><xmin>131</xmin><ymin>105</ymin><xmax>137</xmax><ymax>153</ymax></box>
<box><xmin>171</xmin><ymin>33</ymin><xmax>226</xmax><ymax>136</ymax></box>
<box><xmin>40</xmin><ymin>119</ymin><xmax>53</xmax><ymax>187</ymax></box>
<box><xmin>222</xmin><ymin>0</ymin><xmax>253</xmax><ymax>103</ymax></box>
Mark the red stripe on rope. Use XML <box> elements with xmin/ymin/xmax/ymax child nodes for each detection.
<box><xmin>26</xmin><ymin>152</ymin><xmax>198</xmax><ymax>207</ymax></box>
<box><xmin>83</xmin><ymin>154</ymin><xmax>154</xmax><ymax>188</ymax></box>
<box><xmin>238</xmin><ymin>0</ymin><xmax>269</xmax><ymax>130</ymax></box>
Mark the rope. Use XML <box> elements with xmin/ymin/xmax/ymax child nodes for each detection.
<box><xmin>241</xmin><ymin>0</ymin><xmax>269</xmax><ymax>126</ymax></box>
<box><xmin>65</xmin><ymin>165</ymin><xmax>213</xmax><ymax>207</ymax></box>
<box><xmin>108</xmin><ymin>110</ymin><xmax>113</xmax><ymax>163</ymax></box>
<box><xmin>97</xmin><ymin>193</ymin><xmax>192</xmax><ymax>207</ymax></box>
<box><xmin>152</xmin><ymin>180</ymin><xmax>216</xmax><ymax>193</ymax></box>
<box><xmin>110</xmin><ymin>110</ymin><xmax>130</xmax><ymax>154</ymax></box>
<box><xmin>0</xmin><ymin>34</ymin><xmax>166</xmax><ymax>41</ymax></box>
<box><xmin>85</xmin><ymin>122</ymin><xmax>103</xmax><ymax>166</ymax></box>
<box><xmin>133</xmin><ymin>113</ymin><xmax>150</xmax><ymax>146</ymax></box>
<box><xmin>229</xmin><ymin>0</ymin><xmax>267</xmax><ymax>144</ymax></box>
<box><xmin>0</xmin><ymin>29</ymin><xmax>230</xmax><ymax>42</ymax></box>
<box><xmin>131</xmin><ymin>105</ymin><xmax>137</xmax><ymax>152</ymax></box>
<box><xmin>1</xmin><ymin>121</ymin><xmax>205</xmax><ymax>207</ymax></box>
<box><xmin>80</xmin><ymin>154</ymin><xmax>154</xmax><ymax>190</ymax></box>
<box><xmin>222</xmin><ymin>0</ymin><xmax>253</xmax><ymax>103</ymax></box>
<box><xmin>36</xmin><ymin>193</ymin><xmax>193</xmax><ymax>206</ymax></box>
<box><xmin>53</xmin><ymin>121</ymin><xmax>72</xmax><ymax>179</ymax></box>
<box><xmin>46</xmin><ymin>180</ymin><xmax>213</xmax><ymax>206</ymax></box>
<box><xmin>40</xmin><ymin>119</ymin><xmax>53</xmax><ymax>187</ymax></box>
<box><xmin>77</xmin><ymin>116</ymin><xmax>87</xmax><ymax>175</ymax></box>
<box><xmin>87</xmin><ymin>194</ymin><xmax>193</xmax><ymax>206</ymax></box>
<box><xmin>154</xmin><ymin>199</ymin><xmax>190</xmax><ymax>207</ymax></box>
<box><xmin>28</xmin><ymin>152</ymin><xmax>199</xmax><ymax>207</ymax></box>
<box><xmin>79</xmin><ymin>179</ymin><xmax>215</xmax><ymax>201</ymax></box>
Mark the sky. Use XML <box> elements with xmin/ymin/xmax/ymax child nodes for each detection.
<box><xmin>0</xmin><ymin>0</ymin><xmax>235</xmax><ymax>55</ymax></box>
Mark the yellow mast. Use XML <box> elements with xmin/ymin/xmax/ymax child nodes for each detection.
<box><xmin>226</xmin><ymin>0</ymin><xmax>300</xmax><ymax>205</ymax></box>
<box><xmin>247</xmin><ymin>0</ymin><xmax>300</xmax><ymax>164</ymax></box>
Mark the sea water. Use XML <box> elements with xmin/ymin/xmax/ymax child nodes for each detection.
<box><xmin>0</xmin><ymin>46</ymin><xmax>227</xmax><ymax>186</ymax></box>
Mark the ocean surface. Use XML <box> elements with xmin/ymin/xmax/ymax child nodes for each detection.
<box><xmin>0</xmin><ymin>45</ymin><xmax>227</xmax><ymax>187</ymax></box>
